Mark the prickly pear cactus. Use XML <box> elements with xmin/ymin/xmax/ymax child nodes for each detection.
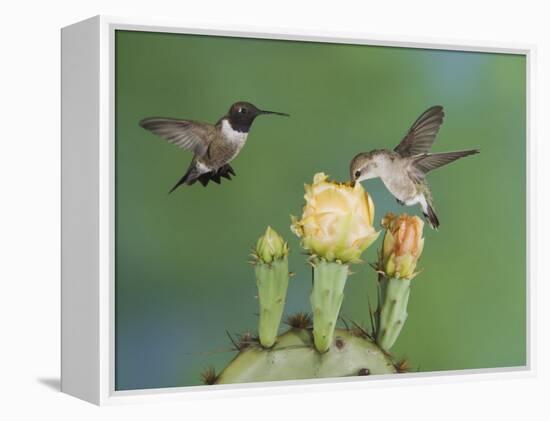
<box><xmin>201</xmin><ymin>174</ymin><xmax>425</xmax><ymax>385</ymax></box>
<box><xmin>214</xmin><ymin>322</ymin><xmax>397</xmax><ymax>385</ymax></box>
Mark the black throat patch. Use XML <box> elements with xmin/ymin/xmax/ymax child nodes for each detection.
<box><xmin>226</xmin><ymin>116</ymin><xmax>252</xmax><ymax>133</ymax></box>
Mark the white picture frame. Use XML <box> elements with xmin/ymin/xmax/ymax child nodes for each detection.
<box><xmin>61</xmin><ymin>15</ymin><xmax>535</xmax><ymax>405</ymax></box>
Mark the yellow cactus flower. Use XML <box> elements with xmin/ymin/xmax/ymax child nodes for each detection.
<box><xmin>380</xmin><ymin>213</ymin><xmax>424</xmax><ymax>279</ymax></box>
<box><xmin>291</xmin><ymin>172</ymin><xmax>379</xmax><ymax>263</ymax></box>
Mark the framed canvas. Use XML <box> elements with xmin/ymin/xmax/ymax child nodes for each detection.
<box><xmin>61</xmin><ymin>15</ymin><xmax>534</xmax><ymax>405</ymax></box>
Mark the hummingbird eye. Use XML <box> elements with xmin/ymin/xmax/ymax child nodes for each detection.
<box><xmin>239</xmin><ymin>107</ymin><xmax>247</xmax><ymax>114</ymax></box>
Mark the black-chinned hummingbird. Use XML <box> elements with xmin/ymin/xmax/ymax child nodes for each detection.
<box><xmin>140</xmin><ymin>101</ymin><xmax>289</xmax><ymax>193</ymax></box>
<box><xmin>349</xmin><ymin>106</ymin><xmax>479</xmax><ymax>229</ymax></box>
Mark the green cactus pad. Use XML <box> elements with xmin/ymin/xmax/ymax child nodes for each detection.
<box><xmin>255</xmin><ymin>258</ymin><xmax>290</xmax><ymax>348</ymax></box>
<box><xmin>215</xmin><ymin>328</ymin><xmax>396</xmax><ymax>384</ymax></box>
<box><xmin>377</xmin><ymin>277</ymin><xmax>411</xmax><ymax>351</ymax></box>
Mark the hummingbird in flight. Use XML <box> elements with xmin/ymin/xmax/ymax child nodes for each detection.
<box><xmin>140</xmin><ymin>101</ymin><xmax>289</xmax><ymax>193</ymax></box>
<box><xmin>349</xmin><ymin>106</ymin><xmax>479</xmax><ymax>229</ymax></box>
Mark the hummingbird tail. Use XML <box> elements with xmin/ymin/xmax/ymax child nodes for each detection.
<box><xmin>169</xmin><ymin>164</ymin><xmax>236</xmax><ymax>193</ymax></box>
<box><xmin>169</xmin><ymin>171</ymin><xmax>194</xmax><ymax>193</ymax></box>
<box><xmin>418</xmin><ymin>193</ymin><xmax>439</xmax><ymax>229</ymax></box>
<box><xmin>423</xmin><ymin>202</ymin><xmax>440</xmax><ymax>229</ymax></box>
<box><xmin>168</xmin><ymin>164</ymin><xmax>202</xmax><ymax>193</ymax></box>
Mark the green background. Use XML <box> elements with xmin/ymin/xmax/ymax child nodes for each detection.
<box><xmin>115</xmin><ymin>30</ymin><xmax>526</xmax><ymax>391</ymax></box>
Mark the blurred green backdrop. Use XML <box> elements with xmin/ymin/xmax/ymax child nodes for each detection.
<box><xmin>114</xmin><ymin>30</ymin><xmax>526</xmax><ymax>390</ymax></box>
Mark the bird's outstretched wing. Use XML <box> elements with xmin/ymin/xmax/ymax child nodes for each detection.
<box><xmin>139</xmin><ymin>118</ymin><xmax>212</xmax><ymax>157</ymax></box>
<box><xmin>394</xmin><ymin>106</ymin><xmax>445</xmax><ymax>157</ymax></box>
<box><xmin>412</xmin><ymin>149</ymin><xmax>480</xmax><ymax>174</ymax></box>
<box><xmin>407</xmin><ymin>149</ymin><xmax>479</xmax><ymax>183</ymax></box>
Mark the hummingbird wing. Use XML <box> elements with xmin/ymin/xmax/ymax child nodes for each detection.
<box><xmin>412</xmin><ymin>149</ymin><xmax>480</xmax><ymax>175</ymax></box>
<box><xmin>393</xmin><ymin>106</ymin><xmax>445</xmax><ymax>157</ymax></box>
<box><xmin>139</xmin><ymin>118</ymin><xmax>212</xmax><ymax>157</ymax></box>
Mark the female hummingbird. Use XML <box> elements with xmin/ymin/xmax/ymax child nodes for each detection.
<box><xmin>349</xmin><ymin>106</ymin><xmax>479</xmax><ymax>229</ymax></box>
<box><xmin>140</xmin><ymin>101</ymin><xmax>289</xmax><ymax>193</ymax></box>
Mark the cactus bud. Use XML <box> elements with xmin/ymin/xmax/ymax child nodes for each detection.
<box><xmin>255</xmin><ymin>226</ymin><xmax>288</xmax><ymax>264</ymax></box>
<box><xmin>379</xmin><ymin>213</ymin><xmax>424</xmax><ymax>280</ymax></box>
<box><xmin>254</xmin><ymin>227</ymin><xmax>290</xmax><ymax>348</ymax></box>
<box><xmin>375</xmin><ymin>213</ymin><xmax>425</xmax><ymax>351</ymax></box>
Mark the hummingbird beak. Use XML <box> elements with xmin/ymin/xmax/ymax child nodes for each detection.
<box><xmin>259</xmin><ymin>109</ymin><xmax>290</xmax><ymax>117</ymax></box>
